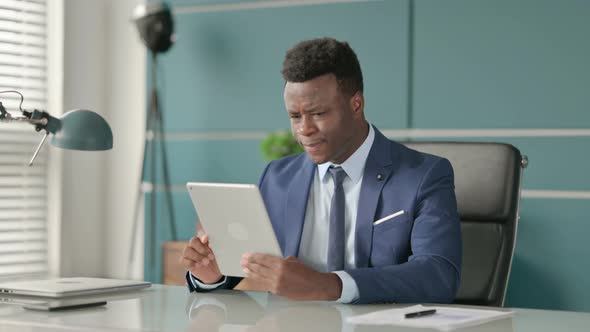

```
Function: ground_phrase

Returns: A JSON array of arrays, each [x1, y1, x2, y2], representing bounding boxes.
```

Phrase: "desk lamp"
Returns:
[[0, 90, 113, 165]]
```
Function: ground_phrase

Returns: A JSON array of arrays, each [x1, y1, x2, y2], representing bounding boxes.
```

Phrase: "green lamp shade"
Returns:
[[50, 109, 113, 150]]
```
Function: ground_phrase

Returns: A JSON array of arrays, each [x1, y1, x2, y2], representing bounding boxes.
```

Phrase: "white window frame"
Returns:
[[46, 0, 64, 278]]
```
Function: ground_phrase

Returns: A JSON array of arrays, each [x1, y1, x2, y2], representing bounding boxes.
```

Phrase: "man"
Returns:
[[181, 37, 462, 304]]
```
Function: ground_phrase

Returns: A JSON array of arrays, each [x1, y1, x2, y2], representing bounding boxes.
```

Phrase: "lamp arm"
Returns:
[[0, 111, 52, 166], [0, 92, 59, 133], [0, 107, 54, 130], [0, 99, 57, 166]]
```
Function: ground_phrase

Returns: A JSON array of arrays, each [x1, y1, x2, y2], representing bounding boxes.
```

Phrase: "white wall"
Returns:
[[60, 0, 107, 277], [60, 0, 145, 279], [103, 0, 146, 280]]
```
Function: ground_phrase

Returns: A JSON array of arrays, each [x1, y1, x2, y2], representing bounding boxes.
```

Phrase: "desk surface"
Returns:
[[0, 284, 588, 332]]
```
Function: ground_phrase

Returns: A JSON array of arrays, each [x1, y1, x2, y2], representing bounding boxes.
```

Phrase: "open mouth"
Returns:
[[303, 141, 323, 152]]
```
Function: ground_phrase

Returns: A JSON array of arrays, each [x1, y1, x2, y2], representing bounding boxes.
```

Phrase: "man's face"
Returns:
[[284, 74, 362, 164]]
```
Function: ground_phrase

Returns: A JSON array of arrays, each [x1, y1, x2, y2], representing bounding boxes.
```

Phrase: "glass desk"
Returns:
[[0, 284, 587, 331]]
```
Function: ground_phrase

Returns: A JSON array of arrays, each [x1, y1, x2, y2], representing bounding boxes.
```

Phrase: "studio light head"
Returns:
[[132, 2, 174, 53]]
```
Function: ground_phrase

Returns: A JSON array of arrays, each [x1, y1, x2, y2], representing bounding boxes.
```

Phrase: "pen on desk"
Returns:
[[404, 309, 436, 319]]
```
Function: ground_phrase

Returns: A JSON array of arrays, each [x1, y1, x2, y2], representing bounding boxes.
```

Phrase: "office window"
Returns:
[[0, 0, 49, 278]]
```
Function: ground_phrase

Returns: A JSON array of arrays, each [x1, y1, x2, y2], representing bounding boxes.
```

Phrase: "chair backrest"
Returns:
[[401, 142, 525, 307]]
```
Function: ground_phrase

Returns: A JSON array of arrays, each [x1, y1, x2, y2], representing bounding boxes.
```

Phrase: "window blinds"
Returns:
[[0, 0, 48, 278]]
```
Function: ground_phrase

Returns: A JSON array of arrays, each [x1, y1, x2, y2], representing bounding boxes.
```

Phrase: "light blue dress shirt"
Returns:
[[193, 124, 375, 303], [298, 124, 374, 303]]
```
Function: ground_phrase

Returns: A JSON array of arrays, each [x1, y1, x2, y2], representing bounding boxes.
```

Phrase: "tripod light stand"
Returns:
[[129, 2, 177, 279]]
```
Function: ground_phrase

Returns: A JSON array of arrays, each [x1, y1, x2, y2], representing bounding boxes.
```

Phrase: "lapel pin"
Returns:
[[377, 174, 383, 181]]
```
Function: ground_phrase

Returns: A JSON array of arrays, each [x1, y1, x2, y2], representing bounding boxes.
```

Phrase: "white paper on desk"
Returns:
[[346, 304, 513, 331]]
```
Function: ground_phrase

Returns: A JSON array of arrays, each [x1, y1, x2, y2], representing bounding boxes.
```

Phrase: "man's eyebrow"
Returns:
[[302, 106, 325, 113], [287, 106, 321, 113]]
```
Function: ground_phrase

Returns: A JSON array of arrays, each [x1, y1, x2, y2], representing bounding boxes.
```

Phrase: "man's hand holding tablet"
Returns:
[[180, 225, 223, 284], [239, 253, 342, 300]]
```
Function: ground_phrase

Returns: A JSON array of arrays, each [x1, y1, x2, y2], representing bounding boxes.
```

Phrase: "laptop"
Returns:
[[0, 277, 151, 298], [187, 182, 282, 277]]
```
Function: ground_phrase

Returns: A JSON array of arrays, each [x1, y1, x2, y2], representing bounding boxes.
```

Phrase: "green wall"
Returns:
[[144, 0, 590, 312]]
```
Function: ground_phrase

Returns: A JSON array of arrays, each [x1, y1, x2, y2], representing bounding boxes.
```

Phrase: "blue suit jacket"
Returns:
[[257, 126, 462, 304]]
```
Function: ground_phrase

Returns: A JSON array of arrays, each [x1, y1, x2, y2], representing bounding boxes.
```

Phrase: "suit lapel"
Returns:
[[283, 157, 315, 257], [354, 127, 396, 267]]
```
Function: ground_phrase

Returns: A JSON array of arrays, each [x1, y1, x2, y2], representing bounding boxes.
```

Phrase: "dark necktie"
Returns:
[[327, 166, 347, 271]]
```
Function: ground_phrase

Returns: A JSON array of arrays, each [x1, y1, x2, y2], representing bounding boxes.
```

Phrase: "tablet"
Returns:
[[186, 182, 283, 277]]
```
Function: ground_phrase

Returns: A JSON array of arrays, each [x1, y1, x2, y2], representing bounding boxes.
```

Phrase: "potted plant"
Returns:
[[260, 131, 303, 161]]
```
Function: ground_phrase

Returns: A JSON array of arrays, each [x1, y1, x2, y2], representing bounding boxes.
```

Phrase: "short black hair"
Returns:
[[281, 37, 363, 96]]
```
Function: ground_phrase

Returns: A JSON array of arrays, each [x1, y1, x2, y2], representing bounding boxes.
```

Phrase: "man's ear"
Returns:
[[350, 91, 364, 116]]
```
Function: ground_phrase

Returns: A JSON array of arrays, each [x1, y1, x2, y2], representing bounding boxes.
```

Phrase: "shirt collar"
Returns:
[[318, 123, 375, 184]]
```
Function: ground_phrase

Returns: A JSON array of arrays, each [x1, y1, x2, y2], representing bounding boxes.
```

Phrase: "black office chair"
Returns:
[[402, 142, 527, 307]]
